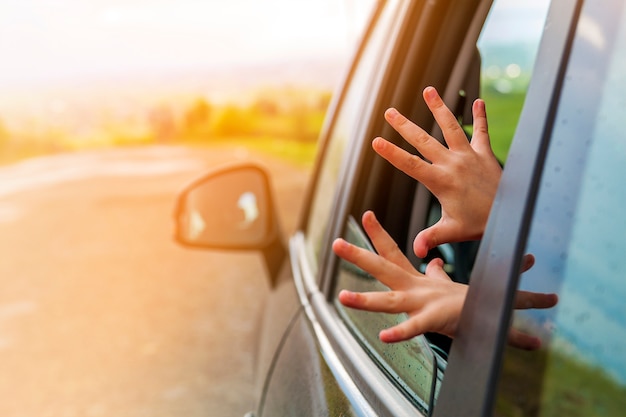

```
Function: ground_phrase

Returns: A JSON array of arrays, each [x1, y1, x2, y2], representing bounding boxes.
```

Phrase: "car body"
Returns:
[[174, 0, 626, 415]]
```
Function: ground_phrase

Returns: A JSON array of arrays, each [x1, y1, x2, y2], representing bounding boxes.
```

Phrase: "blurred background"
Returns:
[[0, 1, 374, 416], [0, 0, 373, 164]]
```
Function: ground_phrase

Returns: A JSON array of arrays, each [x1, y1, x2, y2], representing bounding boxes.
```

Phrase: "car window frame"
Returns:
[[320, 0, 493, 297], [300, 0, 399, 284], [432, 0, 586, 416], [324, 0, 500, 399], [294, 0, 502, 415], [297, 0, 382, 238], [287, 1, 428, 415]]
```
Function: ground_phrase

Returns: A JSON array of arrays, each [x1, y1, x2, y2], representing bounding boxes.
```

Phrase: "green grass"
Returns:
[[481, 89, 527, 163], [233, 137, 318, 168], [495, 345, 626, 417], [187, 135, 318, 168]]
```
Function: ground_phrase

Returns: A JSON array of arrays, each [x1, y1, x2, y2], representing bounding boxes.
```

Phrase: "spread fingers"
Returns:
[[361, 211, 418, 274], [332, 238, 418, 289], [383, 107, 446, 163]]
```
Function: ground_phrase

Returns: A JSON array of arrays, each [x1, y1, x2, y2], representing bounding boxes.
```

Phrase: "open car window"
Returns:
[[416, 0, 551, 279], [477, 0, 551, 162], [329, 1, 555, 413]]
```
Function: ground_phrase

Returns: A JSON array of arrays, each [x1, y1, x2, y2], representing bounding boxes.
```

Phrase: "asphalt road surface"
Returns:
[[0, 145, 311, 417]]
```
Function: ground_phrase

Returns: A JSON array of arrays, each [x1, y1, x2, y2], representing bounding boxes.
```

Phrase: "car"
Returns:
[[173, 0, 626, 415]]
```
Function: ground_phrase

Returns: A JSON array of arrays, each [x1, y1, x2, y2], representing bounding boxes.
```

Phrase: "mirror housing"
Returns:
[[173, 163, 286, 285]]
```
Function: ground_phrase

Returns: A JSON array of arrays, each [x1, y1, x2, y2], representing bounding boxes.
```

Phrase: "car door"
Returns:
[[259, 0, 487, 414], [263, 0, 497, 416], [259, 0, 562, 415]]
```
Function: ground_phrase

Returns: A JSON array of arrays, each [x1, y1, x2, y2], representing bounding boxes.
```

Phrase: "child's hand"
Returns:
[[373, 86, 502, 258], [333, 211, 557, 350]]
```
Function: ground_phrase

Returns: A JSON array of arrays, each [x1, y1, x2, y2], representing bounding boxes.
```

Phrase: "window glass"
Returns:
[[304, 1, 393, 274], [335, 217, 442, 414], [497, 2, 626, 415], [477, 0, 550, 162], [331, 0, 553, 412]]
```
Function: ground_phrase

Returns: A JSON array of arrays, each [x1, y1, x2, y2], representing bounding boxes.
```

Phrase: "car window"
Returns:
[[477, 0, 550, 162], [419, 0, 551, 284], [327, 0, 554, 413], [496, 2, 626, 415], [334, 216, 441, 414], [303, 0, 392, 276]]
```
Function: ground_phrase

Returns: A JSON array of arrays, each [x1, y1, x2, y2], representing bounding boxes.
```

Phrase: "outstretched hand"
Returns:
[[373, 86, 502, 258], [333, 211, 558, 350]]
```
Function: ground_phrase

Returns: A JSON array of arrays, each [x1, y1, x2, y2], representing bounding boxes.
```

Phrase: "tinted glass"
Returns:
[[335, 217, 440, 415], [496, 1, 626, 415]]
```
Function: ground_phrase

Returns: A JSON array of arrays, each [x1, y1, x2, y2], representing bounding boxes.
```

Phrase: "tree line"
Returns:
[[0, 87, 333, 165]]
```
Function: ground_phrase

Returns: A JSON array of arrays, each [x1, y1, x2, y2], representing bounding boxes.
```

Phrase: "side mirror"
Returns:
[[173, 163, 286, 284]]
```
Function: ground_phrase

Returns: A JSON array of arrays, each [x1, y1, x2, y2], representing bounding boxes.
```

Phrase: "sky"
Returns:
[[0, 0, 374, 90], [0, 0, 557, 130], [480, 0, 550, 45], [0, 0, 558, 95]]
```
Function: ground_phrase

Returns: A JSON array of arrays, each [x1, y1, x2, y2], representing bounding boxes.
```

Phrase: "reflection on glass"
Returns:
[[304, 1, 393, 273], [496, 2, 626, 416], [180, 168, 270, 247]]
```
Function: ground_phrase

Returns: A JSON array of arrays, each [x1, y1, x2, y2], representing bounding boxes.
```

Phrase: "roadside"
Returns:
[[0, 145, 311, 416]]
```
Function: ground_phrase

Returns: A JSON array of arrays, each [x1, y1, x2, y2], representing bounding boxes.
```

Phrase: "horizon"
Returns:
[[0, 1, 374, 132], [0, 1, 372, 89]]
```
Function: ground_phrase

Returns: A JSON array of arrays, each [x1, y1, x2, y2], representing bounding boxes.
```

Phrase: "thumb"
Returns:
[[413, 228, 436, 258], [413, 222, 458, 258]]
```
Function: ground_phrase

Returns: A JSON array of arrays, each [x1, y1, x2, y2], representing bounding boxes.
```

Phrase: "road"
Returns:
[[0, 145, 311, 417]]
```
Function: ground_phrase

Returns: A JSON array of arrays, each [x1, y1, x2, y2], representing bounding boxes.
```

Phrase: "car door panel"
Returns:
[[251, 261, 301, 405], [258, 310, 357, 417]]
